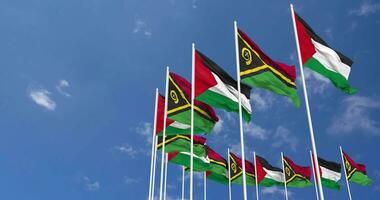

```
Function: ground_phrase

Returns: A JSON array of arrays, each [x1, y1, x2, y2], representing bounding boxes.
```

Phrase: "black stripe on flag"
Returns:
[[196, 50, 252, 99], [295, 13, 353, 67], [257, 156, 282, 172], [318, 157, 341, 173]]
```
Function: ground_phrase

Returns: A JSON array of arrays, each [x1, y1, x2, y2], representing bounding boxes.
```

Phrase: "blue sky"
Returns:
[[0, 0, 380, 199]]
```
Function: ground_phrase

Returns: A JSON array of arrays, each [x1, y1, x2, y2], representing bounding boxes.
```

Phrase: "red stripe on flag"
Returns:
[[194, 51, 218, 97], [294, 12, 316, 64], [156, 95, 174, 135], [343, 151, 367, 174], [255, 156, 267, 184]]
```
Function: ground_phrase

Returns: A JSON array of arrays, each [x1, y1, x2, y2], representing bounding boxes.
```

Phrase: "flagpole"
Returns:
[[159, 67, 170, 200], [281, 152, 288, 200], [233, 20, 248, 200], [228, 148, 232, 200], [204, 172, 207, 200], [190, 43, 195, 200], [253, 152, 259, 200], [148, 89, 159, 200], [182, 166, 185, 200], [310, 150, 320, 200], [340, 146, 353, 200], [290, 4, 325, 200], [163, 153, 168, 200], [151, 135, 158, 200]]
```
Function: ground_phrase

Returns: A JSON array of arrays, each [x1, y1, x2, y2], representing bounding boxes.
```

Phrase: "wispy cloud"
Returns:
[[213, 119, 223, 134], [133, 19, 152, 37], [114, 143, 138, 158], [303, 68, 331, 94], [191, 0, 198, 9], [262, 187, 293, 198], [350, 1, 380, 16], [56, 79, 71, 97], [136, 122, 153, 143], [83, 176, 100, 191], [324, 28, 333, 39], [272, 126, 299, 152], [29, 88, 56, 111], [328, 96, 380, 135], [124, 176, 141, 184], [244, 123, 270, 140], [251, 90, 276, 111]]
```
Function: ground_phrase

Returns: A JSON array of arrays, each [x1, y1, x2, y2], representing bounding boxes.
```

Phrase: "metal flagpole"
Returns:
[[281, 152, 288, 200], [148, 89, 159, 200], [159, 67, 170, 200], [253, 152, 259, 200], [163, 154, 168, 200], [204, 172, 207, 200], [233, 20, 248, 200], [190, 43, 195, 200], [151, 135, 158, 200], [310, 150, 320, 200], [228, 148, 232, 200], [182, 166, 185, 200], [340, 146, 353, 200], [290, 4, 325, 200]]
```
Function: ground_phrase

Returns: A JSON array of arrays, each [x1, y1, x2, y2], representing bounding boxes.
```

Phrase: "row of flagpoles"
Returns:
[[146, 4, 369, 200]]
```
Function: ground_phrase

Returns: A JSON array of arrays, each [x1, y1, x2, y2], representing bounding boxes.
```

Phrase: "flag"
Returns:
[[237, 28, 300, 107], [206, 171, 229, 185], [167, 72, 219, 134], [293, 12, 356, 94], [283, 156, 312, 188], [156, 94, 203, 135], [342, 151, 373, 186], [168, 151, 210, 172], [316, 157, 341, 190], [229, 152, 256, 185], [255, 155, 284, 187], [156, 135, 206, 157], [194, 49, 252, 122]]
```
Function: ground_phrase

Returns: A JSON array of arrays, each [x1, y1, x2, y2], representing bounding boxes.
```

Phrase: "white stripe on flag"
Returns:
[[170, 121, 191, 129], [320, 166, 341, 182], [264, 168, 284, 183]]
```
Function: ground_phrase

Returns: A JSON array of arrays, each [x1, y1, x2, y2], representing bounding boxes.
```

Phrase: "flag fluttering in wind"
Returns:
[[194, 49, 252, 122], [283, 156, 312, 188], [167, 72, 219, 134], [237, 28, 300, 107], [156, 135, 207, 157], [156, 95, 203, 135], [184, 146, 228, 176], [293, 12, 356, 94], [229, 152, 256, 185], [316, 157, 342, 190], [255, 155, 284, 187], [206, 171, 229, 184], [342, 151, 373, 186]]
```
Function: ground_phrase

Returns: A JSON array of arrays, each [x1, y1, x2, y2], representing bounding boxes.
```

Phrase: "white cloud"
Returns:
[[272, 126, 299, 152], [29, 88, 56, 111], [324, 28, 333, 39], [191, 0, 197, 9], [251, 90, 275, 111], [262, 187, 293, 197], [133, 19, 152, 37], [303, 68, 331, 94], [213, 119, 223, 134], [328, 96, 380, 135], [136, 122, 153, 143], [115, 144, 138, 158], [350, 1, 380, 16], [83, 176, 100, 191], [124, 177, 141, 184], [56, 79, 71, 97], [244, 123, 269, 140]]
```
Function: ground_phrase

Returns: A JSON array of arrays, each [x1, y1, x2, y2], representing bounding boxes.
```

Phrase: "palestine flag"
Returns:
[[237, 28, 300, 107], [315, 157, 341, 190], [255, 155, 284, 187], [168, 151, 210, 172], [342, 151, 373, 186], [184, 146, 228, 176], [156, 135, 207, 157], [283, 156, 312, 188], [156, 94, 203, 135], [229, 152, 256, 185], [294, 12, 356, 94], [195, 49, 252, 122], [167, 72, 219, 134]]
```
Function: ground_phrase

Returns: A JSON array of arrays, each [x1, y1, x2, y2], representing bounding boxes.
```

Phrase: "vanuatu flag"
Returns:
[[283, 156, 312, 188], [229, 152, 256, 185], [315, 157, 342, 190], [168, 151, 210, 171], [195, 49, 252, 122], [156, 135, 207, 157], [167, 72, 219, 134], [184, 146, 228, 176], [293, 12, 356, 94], [237, 28, 300, 107], [342, 151, 373, 186], [255, 155, 284, 187]]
